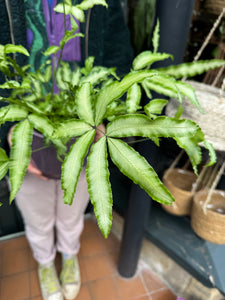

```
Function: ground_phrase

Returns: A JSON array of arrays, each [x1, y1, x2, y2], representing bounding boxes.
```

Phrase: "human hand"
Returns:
[[94, 123, 106, 142], [27, 159, 49, 180]]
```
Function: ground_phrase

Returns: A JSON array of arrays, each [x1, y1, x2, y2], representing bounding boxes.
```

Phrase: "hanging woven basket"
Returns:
[[203, 0, 225, 16], [166, 80, 225, 151], [191, 189, 225, 244], [161, 168, 197, 216]]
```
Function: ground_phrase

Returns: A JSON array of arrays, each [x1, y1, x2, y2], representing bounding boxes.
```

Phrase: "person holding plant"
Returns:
[[3, 0, 133, 300]]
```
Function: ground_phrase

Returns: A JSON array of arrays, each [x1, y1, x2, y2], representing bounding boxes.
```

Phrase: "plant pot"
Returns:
[[31, 131, 76, 179], [191, 189, 225, 244], [161, 168, 197, 216], [165, 80, 225, 151]]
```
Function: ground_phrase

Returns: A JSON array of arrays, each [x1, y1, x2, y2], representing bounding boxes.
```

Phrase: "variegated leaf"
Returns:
[[61, 129, 95, 205], [174, 129, 205, 174], [126, 83, 142, 113], [203, 141, 217, 167], [108, 138, 174, 205], [106, 115, 199, 139], [0, 105, 28, 124], [77, 0, 108, 10], [4, 44, 29, 56], [145, 75, 204, 113], [28, 114, 54, 137], [53, 120, 92, 139], [71, 6, 85, 22], [75, 82, 94, 125], [86, 136, 112, 238], [0, 148, 9, 180], [9, 120, 33, 203], [152, 18, 160, 53], [144, 99, 168, 118], [132, 51, 172, 70], [94, 70, 156, 125], [158, 60, 225, 78]]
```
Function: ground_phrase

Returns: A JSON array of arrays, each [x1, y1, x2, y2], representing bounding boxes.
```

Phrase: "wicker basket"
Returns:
[[191, 189, 225, 244], [166, 80, 225, 151], [203, 0, 225, 15], [161, 168, 197, 216]]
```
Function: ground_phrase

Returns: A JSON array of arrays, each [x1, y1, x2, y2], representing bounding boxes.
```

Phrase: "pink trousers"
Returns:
[[15, 168, 89, 265]]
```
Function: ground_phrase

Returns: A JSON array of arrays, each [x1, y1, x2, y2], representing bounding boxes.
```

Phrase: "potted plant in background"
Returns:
[[0, 0, 224, 238]]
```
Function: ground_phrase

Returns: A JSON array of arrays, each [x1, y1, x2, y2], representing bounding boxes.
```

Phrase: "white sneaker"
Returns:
[[38, 263, 63, 300], [60, 255, 81, 300]]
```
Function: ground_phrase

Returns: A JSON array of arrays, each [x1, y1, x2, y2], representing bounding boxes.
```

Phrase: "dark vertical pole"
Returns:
[[155, 0, 196, 67], [118, 0, 195, 278], [117, 141, 153, 278]]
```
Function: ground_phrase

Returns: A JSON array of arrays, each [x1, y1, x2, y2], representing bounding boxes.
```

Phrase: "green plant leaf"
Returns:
[[106, 115, 199, 139], [61, 129, 95, 205], [132, 51, 172, 70], [71, 6, 85, 22], [144, 99, 168, 118], [60, 32, 84, 48], [86, 136, 112, 238], [203, 141, 217, 167], [75, 82, 94, 125], [0, 148, 9, 180], [126, 83, 142, 113], [158, 60, 225, 78], [54, 3, 71, 14], [81, 66, 118, 86], [152, 18, 160, 53], [0, 80, 20, 89], [174, 129, 205, 174], [53, 120, 92, 139], [4, 44, 29, 56], [81, 56, 95, 75], [28, 114, 54, 137], [9, 120, 33, 203], [108, 138, 174, 205], [144, 75, 204, 113], [43, 45, 60, 56], [94, 70, 156, 125], [174, 104, 183, 119], [0, 105, 28, 124], [56, 62, 71, 89], [77, 0, 108, 10]]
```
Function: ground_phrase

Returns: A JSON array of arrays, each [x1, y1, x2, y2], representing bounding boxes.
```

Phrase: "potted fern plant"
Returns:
[[0, 0, 224, 238]]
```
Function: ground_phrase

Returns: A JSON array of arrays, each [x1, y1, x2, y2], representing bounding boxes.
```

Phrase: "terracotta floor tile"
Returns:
[[0, 272, 30, 300], [150, 288, 177, 300], [82, 218, 101, 237], [141, 268, 167, 293], [28, 249, 38, 271], [76, 284, 92, 300], [89, 277, 120, 300], [99, 232, 120, 253], [131, 296, 150, 300], [0, 235, 29, 252], [80, 234, 106, 257], [79, 259, 88, 284], [106, 250, 120, 274], [31, 297, 43, 300], [84, 254, 114, 281], [2, 247, 29, 276], [30, 270, 41, 298], [115, 274, 147, 300]]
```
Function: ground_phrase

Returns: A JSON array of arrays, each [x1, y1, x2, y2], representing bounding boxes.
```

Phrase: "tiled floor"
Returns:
[[0, 216, 177, 300]]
